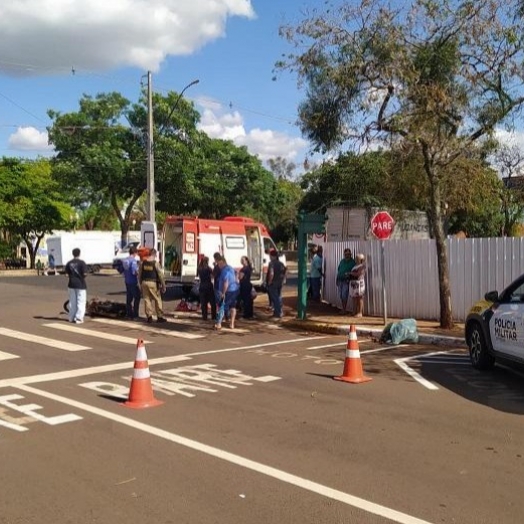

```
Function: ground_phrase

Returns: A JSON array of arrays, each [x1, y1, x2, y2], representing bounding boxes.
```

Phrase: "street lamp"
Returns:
[[146, 75, 200, 223]]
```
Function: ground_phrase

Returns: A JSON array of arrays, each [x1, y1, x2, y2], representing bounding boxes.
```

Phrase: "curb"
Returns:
[[283, 319, 466, 348]]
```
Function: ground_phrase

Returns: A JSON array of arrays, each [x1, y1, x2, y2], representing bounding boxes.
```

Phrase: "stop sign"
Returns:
[[370, 211, 395, 240]]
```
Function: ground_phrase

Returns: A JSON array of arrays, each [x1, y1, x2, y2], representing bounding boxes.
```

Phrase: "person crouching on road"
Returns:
[[122, 245, 141, 320], [139, 248, 167, 323], [214, 256, 239, 330], [65, 248, 88, 324]]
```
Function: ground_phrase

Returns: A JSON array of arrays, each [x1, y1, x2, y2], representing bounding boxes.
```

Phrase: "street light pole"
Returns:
[[146, 71, 155, 222], [145, 75, 199, 224], [161, 79, 199, 134]]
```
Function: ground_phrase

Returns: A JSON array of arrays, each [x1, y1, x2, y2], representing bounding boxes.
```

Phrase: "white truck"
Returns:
[[46, 232, 116, 273]]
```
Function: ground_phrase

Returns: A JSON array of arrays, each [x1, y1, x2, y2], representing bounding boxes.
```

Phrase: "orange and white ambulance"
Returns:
[[141, 216, 283, 286]]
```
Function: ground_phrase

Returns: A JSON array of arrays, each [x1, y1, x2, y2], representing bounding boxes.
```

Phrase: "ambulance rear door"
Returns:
[[141, 221, 157, 252], [181, 220, 199, 283]]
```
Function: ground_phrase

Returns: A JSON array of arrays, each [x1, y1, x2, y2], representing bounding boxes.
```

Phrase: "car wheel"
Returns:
[[467, 322, 495, 370]]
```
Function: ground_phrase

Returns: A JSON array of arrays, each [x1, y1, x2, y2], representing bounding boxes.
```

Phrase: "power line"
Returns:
[[0, 91, 48, 124]]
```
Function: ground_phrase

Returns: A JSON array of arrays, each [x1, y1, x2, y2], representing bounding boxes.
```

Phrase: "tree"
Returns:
[[48, 91, 286, 239], [267, 157, 297, 180], [299, 151, 394, 213], [441, 159, 504, 237], [278, 0, 524, 328], [48, 92, 145, 247], [492, 144, 524, 236], [0, 158, 73, 268]]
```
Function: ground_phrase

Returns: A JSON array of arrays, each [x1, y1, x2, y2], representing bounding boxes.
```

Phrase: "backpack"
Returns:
[[115, 259, 124, 274]]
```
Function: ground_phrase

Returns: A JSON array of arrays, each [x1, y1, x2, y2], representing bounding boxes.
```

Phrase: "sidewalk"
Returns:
[[258, 289, 466, 348]]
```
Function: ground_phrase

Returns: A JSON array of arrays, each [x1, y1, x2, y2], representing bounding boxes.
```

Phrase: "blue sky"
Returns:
[[2, 0, 522, 172], [0, 0, 313, 170]]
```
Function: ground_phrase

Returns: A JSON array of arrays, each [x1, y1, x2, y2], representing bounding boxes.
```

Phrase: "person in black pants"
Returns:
[[197, 256, 216, 320], [239, 256, 254, 319]]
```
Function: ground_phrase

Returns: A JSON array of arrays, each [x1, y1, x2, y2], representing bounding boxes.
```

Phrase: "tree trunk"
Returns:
[[427, 170, 454, 329]]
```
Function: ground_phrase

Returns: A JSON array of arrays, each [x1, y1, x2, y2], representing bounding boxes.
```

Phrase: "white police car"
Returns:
[[466, 273, 524, 370]]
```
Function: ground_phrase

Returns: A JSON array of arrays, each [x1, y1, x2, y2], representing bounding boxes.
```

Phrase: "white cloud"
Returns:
[[0, 0, 254, 75], [495, 128, 524, 151], [8, 127, 53, 152], [198, 104, 307, 161]]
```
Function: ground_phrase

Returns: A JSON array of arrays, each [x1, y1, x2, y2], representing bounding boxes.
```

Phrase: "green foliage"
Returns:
[[48, 92, 145, 247], [0, 157, 74, 267], [299, 151, 397, 213], [278, 0, 524, 327], [48, 89, 294, 237]]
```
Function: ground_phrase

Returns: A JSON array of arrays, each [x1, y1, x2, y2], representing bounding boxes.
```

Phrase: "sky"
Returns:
[[1, 0, 523, 173], [0, 0, 312, 170]]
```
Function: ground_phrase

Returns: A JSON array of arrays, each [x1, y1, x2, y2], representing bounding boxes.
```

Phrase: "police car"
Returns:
[[466, 273, 524, 370]]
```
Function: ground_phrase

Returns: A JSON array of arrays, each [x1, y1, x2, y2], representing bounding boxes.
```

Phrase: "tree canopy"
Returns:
[[278, 0, 524, 328], [47, 90, 293, 243], [0, 157, 73, 268]]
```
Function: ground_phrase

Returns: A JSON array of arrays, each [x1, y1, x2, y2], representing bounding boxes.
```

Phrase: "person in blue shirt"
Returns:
[[215, 256, 240, 330], [121, 245, 141, 320]]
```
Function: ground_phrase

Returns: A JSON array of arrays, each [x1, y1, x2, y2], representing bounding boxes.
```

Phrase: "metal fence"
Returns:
[[321, 237, 524, 322]]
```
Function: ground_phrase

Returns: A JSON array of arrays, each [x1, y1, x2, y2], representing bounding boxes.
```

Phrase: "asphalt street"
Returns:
[[1, 273, 524, 524]]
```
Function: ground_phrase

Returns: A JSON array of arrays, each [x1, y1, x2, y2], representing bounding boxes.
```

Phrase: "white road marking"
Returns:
[[0, 350, 19, 361], [0, 337, 328, 389], [252, 376, 280, 383], [415, 358, 469, 365], [0, 356, 192, 388], [0, 327, 90, 352], [43, 322, 152, 345], [361, 345, 408, 354], [16, 383, 434, 524], [169, 318, 251, 334], [307, 342, 346, 350], [91, 318, 204, 339], [394, 350, 451, 390]]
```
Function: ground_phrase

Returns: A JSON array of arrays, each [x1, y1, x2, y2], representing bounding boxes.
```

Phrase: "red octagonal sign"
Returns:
[[370, 211, 395, 240]]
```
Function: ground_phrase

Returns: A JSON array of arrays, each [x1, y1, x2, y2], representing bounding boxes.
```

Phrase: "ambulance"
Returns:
[[141, 216, 284, 287]]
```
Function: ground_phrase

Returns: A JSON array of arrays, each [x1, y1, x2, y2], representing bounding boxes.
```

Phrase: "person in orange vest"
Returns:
[[138, 248, 167, 323]]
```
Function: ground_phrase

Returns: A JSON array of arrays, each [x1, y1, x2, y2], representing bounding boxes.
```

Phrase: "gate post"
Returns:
[[297, 212, 326, 320]]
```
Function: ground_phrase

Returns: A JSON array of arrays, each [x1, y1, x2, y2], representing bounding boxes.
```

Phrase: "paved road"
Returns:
[[1, 274, 524, 523]]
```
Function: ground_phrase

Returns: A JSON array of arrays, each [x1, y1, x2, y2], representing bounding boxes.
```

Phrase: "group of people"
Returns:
[[196, 252, 244, 330], [119, 246, 167, 323], [65, 245, 168, 325], [65, 243, 367, 324], [64, 244, 288, 328], [335, 249, 366, 316], [196, 248, 287, 329], [310, 245, 367, 317]]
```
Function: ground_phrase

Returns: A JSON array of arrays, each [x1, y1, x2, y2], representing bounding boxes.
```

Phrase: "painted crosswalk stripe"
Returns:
[[43, 323, 152, 345], [91, 318, 204, 339], [0, 327, 90, 352], [0, 351, 20, 361], [170, 318, 250, 334]]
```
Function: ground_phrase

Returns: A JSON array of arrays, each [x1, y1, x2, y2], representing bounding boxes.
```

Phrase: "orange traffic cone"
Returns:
[[334, 325, 373, 384], [124, 339, 163, 408]]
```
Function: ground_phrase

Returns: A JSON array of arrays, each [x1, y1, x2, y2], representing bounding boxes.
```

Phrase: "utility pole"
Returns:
[[146, 71, 155, 222]]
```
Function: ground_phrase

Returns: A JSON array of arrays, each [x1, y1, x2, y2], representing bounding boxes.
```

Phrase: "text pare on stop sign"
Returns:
[[370, 211, 395, 240]]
